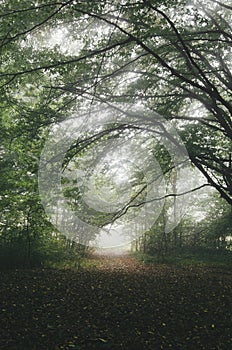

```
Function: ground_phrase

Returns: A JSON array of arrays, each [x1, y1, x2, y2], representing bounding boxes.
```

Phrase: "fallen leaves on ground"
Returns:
[[0, 255, 231, 350]]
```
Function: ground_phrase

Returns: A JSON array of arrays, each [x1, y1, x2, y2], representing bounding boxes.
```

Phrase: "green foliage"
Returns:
[[0, 0, 231, 268], [134, 191, 232, 261], [134, 246, 232, 268], [0, 229, 91, 270]]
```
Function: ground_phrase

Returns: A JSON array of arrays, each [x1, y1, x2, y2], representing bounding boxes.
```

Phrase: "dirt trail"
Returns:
[[92, 254, 144, 272], [0, 256, 231, 350]]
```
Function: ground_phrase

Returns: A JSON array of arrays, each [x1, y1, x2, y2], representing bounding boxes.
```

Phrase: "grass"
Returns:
[[132, 247, 232, 269]]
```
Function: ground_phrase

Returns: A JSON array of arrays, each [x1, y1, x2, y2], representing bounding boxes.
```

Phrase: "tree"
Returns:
[[0, 0, 231, 258]]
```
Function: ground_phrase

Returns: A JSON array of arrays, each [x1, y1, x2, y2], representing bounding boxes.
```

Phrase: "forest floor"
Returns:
[[0, 254, 231, 350]]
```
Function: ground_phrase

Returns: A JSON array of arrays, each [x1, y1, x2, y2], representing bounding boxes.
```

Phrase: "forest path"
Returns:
[[0, 256, 231, 350], [90, 253, 145, 272]]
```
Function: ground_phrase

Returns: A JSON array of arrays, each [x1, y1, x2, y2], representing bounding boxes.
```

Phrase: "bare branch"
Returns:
[[208, 0, 232, 11], [104, 183, 211, 227]]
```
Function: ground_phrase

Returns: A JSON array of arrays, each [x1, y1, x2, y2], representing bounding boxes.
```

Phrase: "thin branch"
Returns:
[[208, 0, 232, 12], [0, 37, 134, 77], [190, 156, 232, 205], [0, 1, 74, 47], [0, 2, 63, 18], [104, 183, 211, 227], [169, 115, 225, 132]]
